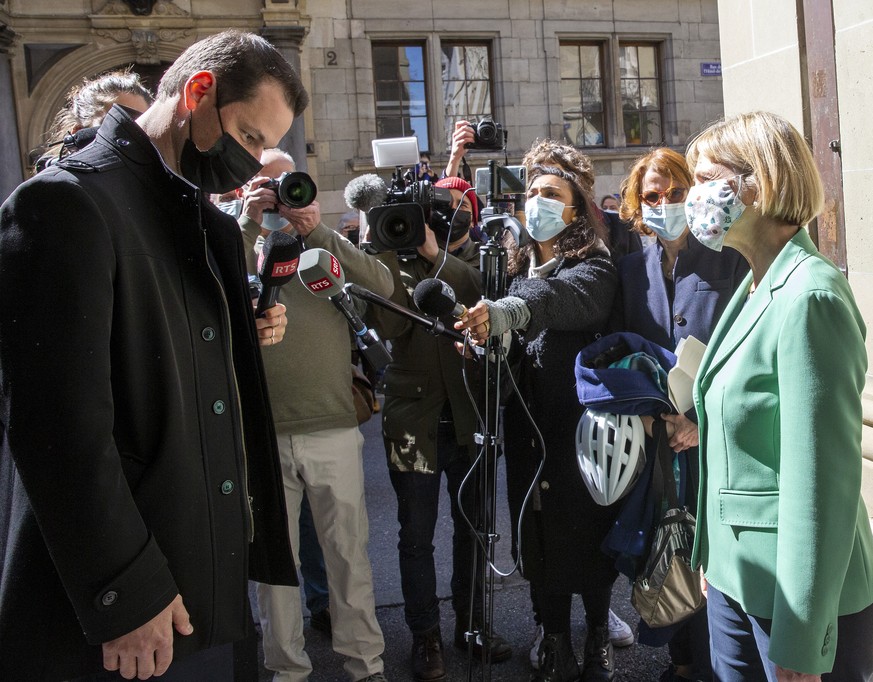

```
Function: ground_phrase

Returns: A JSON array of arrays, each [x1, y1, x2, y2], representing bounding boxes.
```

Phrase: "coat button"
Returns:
[[212, 400, 226, 414], [116, 138, 129, 147], [540, 480, 550, 490], [821, 644, 828, 656], [101, 591, 118, 606], [221, 480, 234, 494], [201, 327, 216, 341], [673, 314, 686, 325]]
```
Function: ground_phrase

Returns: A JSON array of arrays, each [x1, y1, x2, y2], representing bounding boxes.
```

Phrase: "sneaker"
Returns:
[[309, 607, 332, 638], [530, 624, 545, 670], [607, 609, 634, 648]]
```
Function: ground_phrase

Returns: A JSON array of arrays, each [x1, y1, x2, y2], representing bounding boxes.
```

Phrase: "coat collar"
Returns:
[[698, 229, 816, 386]]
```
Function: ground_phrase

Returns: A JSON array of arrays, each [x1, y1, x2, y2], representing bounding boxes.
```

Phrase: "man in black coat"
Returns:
[[0, 31, 308, 682]]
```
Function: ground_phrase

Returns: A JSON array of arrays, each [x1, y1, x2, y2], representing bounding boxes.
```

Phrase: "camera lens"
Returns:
[[276, 171, 318, 209], [476, 120, 497, 144]]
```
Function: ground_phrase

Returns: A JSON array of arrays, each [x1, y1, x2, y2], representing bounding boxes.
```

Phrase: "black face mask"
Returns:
[[431, 209, 472, 244], [179, 107, 262, 194], [344, 229, 360, 245]]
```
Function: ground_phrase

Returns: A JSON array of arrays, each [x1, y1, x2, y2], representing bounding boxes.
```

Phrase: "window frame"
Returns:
[[438, 39, 495, 150], [558, 36, 667, 150], [371, 40, 431, 153]]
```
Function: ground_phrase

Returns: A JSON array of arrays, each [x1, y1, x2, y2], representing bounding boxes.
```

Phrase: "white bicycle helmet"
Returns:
[[576, 410, 646, 506]]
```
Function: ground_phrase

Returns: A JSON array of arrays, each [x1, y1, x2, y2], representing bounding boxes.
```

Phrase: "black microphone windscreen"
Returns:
[[344, 174, 389, 212], [258, 231, 302, 285], [413, 278, 457, 317]]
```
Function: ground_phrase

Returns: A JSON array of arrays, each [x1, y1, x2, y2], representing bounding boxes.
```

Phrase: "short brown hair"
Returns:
[[157, 31, 309, 116], [686, 111, 823, 227], [619, 147, 692, 235]]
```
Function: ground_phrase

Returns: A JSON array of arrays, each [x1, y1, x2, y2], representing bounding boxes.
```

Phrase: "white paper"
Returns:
[[668, 335, 706, 413]]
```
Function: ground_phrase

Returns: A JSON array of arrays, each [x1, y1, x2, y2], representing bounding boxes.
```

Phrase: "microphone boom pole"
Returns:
[[345, 283, 465, 343]]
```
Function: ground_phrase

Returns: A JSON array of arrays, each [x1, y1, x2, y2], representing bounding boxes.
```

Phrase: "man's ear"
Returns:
[[182, 71, 216, 111]]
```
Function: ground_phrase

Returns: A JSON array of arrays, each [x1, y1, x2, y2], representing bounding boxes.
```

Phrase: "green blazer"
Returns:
[[692, 229, 873, 674]]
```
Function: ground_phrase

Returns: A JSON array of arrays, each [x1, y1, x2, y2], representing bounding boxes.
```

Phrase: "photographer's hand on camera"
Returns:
[[278, 199, 321, 237], [241, 175, 278, 225], [444, 120, 475, 179]]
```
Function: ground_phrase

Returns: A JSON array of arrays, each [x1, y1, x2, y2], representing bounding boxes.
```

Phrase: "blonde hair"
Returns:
[[686, 111, 824, 227], [619, 147, 692, 235]]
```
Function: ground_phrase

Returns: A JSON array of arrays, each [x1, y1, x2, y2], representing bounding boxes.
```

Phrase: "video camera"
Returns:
[[262, 171, 318, 212], [368, 172, 453, 252]]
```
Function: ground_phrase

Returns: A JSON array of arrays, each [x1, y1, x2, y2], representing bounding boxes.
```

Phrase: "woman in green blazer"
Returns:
[[683, 111, 873, 681]]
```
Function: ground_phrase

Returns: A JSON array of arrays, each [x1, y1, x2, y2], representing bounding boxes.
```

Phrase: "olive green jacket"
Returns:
[[369, 241, 481, 473], [692, 229, 873, 674]]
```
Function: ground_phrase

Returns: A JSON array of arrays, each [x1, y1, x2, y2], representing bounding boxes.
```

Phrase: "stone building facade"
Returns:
[[0, 0, 724, 226], [715, 0, 873, 510]]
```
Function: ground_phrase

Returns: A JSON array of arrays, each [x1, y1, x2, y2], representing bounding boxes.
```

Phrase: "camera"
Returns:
[[368, 174, 454, 252], [466, 118, 507, 151], [262, 171, 318, 212], [476, 160, 528, 247]]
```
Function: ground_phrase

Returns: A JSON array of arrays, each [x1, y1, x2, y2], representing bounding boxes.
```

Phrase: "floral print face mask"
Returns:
[[685, 176, 748, 251]]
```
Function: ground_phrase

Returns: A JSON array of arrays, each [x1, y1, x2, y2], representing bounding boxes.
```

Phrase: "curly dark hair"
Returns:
[[507, 164, 606, 276]]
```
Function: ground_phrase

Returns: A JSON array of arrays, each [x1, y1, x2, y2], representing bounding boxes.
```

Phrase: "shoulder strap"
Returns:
[[651, 420, 680, 511]]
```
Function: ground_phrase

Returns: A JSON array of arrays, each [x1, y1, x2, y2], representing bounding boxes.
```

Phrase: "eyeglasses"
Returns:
[[640, 186, 688, 207]]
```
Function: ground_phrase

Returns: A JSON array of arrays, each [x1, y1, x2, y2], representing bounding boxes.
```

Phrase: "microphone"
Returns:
[[254, 231, 303, 317], [344, 174, 389, 212], [346, 283, 465, 343], [413, 278, 468, 318], [297, 248, 393, 370]]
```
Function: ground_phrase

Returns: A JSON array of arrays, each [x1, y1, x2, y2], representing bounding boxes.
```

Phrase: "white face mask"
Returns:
[[216, 199, 242, 219], [261, 211, 290, 232], [685, 176, 748, 251], [524, 195, 572, 242], [641, 202, 688, 241]]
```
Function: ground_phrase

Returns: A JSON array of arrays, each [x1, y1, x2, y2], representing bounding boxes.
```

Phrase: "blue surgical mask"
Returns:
[[641, 202, 688, 241], [685, 176, 747, 251], [524, 196, 572, 242], [261, 212, 290, 232]]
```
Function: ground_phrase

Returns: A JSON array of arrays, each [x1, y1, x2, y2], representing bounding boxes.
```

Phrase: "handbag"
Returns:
[[631, 422, 705, 628]]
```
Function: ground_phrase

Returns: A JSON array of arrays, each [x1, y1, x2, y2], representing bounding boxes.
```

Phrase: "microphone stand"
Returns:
[[345, 283, 465, 343], [463, 184, 508, 681]]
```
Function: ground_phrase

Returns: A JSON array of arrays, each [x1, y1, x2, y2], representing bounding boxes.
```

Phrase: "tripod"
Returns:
[[460, 230, 509, 682]]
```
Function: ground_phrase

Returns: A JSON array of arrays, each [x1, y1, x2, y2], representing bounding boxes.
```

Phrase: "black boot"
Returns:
[[582, 624, 614, 682], [411, 626, 446, 682], [533, 632, 581, 682], [454, 616, 513, 663]]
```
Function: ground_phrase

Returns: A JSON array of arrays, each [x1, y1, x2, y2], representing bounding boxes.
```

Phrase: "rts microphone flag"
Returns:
[[297, 248, 393, 370], [255, 231, 303, 317]]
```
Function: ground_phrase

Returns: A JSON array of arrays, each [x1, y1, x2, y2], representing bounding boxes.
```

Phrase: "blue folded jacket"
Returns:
[[575, 332, 676, 417]]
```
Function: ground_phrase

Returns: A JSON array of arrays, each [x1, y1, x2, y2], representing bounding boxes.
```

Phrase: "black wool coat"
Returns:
[[502, 244, 621, 594], [0, 106, 295, 681]]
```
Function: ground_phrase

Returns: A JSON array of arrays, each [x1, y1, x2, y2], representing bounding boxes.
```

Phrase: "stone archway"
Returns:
[[24, 38, 187, 162]]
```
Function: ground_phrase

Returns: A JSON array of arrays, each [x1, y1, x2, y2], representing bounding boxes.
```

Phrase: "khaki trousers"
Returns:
[[256, 426, 384, 681]]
